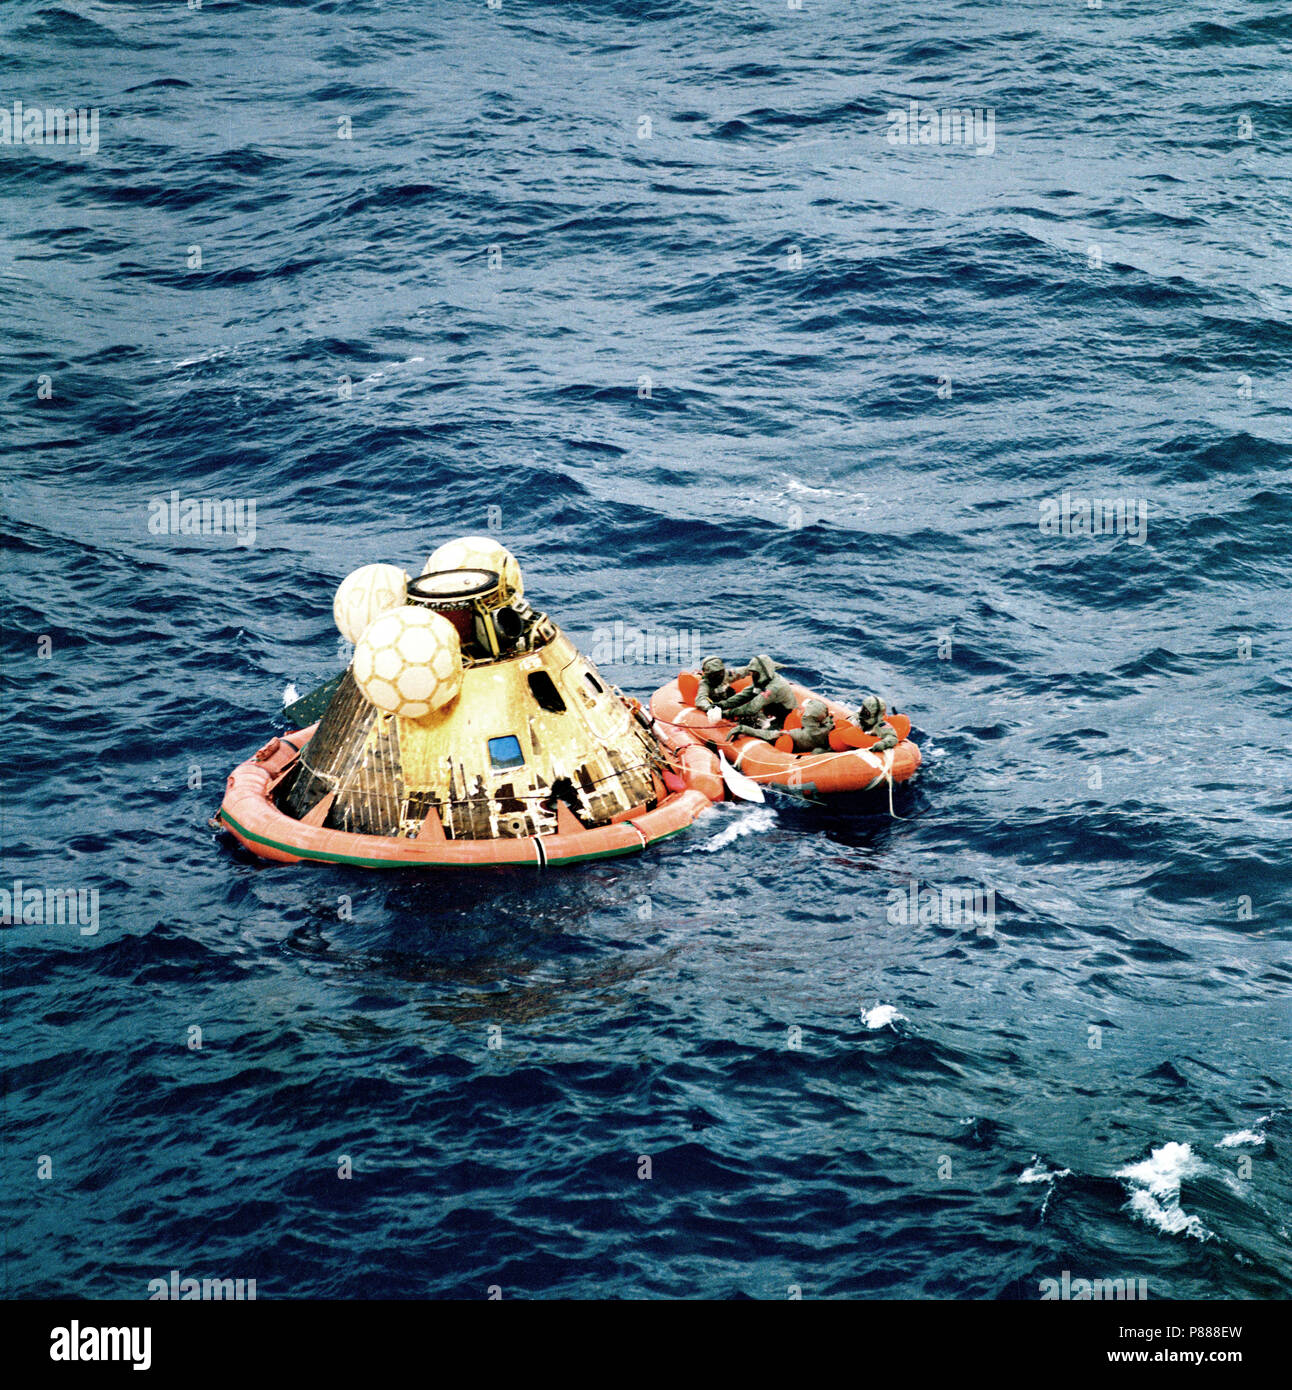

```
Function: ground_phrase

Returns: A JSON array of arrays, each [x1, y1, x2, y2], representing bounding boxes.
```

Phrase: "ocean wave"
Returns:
[[1115, 1142, 1212, 1242]]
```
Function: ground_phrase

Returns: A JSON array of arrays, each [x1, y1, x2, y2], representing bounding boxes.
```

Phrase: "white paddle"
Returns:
[[717, 749, 765, 803]]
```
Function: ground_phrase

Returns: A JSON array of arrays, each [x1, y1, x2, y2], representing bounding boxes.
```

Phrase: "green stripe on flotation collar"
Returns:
[[217, 807, 679, 870], [218, 809, 464, 868], [546, 821, 694, 864]]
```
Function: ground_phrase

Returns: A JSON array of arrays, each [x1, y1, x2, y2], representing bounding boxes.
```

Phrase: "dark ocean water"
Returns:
[[3, 0, 1290, 1300]]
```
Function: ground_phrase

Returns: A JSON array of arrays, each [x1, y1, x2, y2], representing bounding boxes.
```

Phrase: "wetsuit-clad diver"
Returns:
[[718, 654, 797, 729], [694, 655, 737, 724], [856, 694, 899, 752], [732, 698, 834, 751]]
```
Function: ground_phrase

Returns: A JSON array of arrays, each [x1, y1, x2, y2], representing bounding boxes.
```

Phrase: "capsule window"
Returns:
[[527, 671, 567, 713], [584, 671, 605, 695], [487, 735, 526, 771]]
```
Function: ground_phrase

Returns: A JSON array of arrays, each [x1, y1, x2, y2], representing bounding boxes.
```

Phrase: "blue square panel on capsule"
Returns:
[[488, 735, 526, 771]]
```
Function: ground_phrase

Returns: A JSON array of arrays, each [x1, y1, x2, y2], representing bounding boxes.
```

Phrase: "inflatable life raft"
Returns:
[[218, 538, 725, 870], [649, 674, 921, 799]]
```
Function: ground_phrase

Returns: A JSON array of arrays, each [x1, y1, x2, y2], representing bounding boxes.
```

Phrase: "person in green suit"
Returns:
[[694, 655, 737, 723], [718, 654, 797, 729], [732, 698, 833, 751], [856, 694, 898, 752]]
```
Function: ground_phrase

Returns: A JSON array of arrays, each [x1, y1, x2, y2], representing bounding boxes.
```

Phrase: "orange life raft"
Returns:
[[219, 714, 723, 869], [649, 676, 921, 798]]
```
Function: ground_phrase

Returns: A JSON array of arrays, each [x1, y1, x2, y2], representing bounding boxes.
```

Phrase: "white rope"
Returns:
[[735, 743, 905, 817], [878, 747, 904, 819], [848, 745, 902, 817]]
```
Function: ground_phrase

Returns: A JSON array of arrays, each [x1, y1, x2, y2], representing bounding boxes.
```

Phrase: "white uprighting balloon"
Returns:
[[352, 605, 462, 720], [333, 563, 409, 645], [422, 536, 523, 601]]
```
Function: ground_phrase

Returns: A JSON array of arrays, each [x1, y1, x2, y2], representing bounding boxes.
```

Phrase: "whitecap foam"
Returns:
[[1216, 1129, 1265, 1149], [1019, 1156, 1072, 1184], [1125, 1190, 1209, 1239], [174, 346, 230, 369], [860, 1003, 906, 1030], [700, 806, 776, 853], [1114, 1141, 1210, 1241], [782, 477, 837, 497], [282, 682, 299, 707]]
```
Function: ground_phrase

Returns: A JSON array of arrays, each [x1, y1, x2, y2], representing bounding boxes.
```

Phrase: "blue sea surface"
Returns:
[[3, 0, 1290, 1299]]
